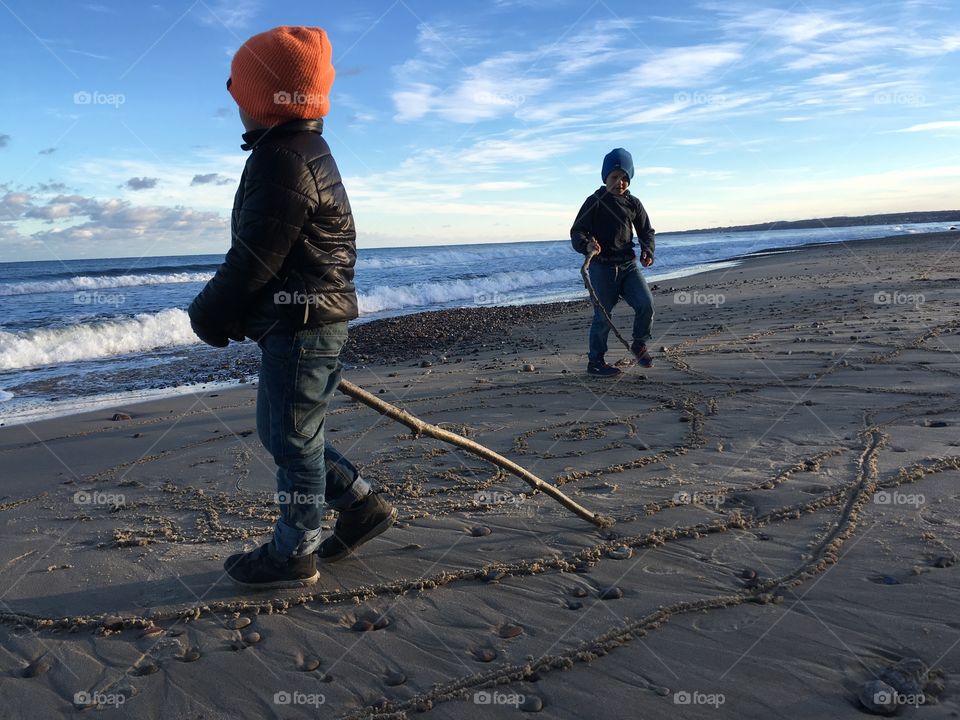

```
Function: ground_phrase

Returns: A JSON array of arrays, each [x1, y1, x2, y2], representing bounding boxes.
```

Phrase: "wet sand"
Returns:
[[0, 231, 958, 718]]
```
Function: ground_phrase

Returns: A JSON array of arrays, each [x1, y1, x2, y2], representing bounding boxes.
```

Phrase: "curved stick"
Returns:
[[580, 248, 632, 353], [338, 378, 614, 528]]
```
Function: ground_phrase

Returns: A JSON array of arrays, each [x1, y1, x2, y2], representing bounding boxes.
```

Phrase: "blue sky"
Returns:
[[1, 0, 959, 261]]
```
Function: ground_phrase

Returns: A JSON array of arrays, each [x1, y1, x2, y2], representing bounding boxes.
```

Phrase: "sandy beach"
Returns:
[[1, 231, 958, 718]]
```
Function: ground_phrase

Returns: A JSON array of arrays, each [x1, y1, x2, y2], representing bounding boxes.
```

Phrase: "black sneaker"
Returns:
[[587, 362, 622, 377], [224, 541, 319, 589], [316, 492, 397, 564], [631, 343, 655, 369]]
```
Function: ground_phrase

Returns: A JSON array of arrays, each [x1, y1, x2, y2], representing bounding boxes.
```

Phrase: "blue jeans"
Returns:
[[587, 259, 654, 365], [256, 322, 370, 557]]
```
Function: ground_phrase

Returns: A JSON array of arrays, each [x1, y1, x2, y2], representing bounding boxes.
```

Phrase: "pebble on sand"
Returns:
[[520, 695, 544, 712], [740, 568, 758, 580], [566, 599, 583, 610], [140, 626, 164, 639], [352, 620, 375, 632], [858, 679, 899, 715], [373, 617, 391, 630], [181, 649, 201, 663], [243, 631, 261, 644], [111, 412, 132, 421], [21, 657, 51, 678], [470, 526, 493, 537], [472, 648, 498, 662], [129, 662, 160, 676], [599, 586, 623, 600], [230, 616, 252, 630], [301, 657, 321, 672], [385, 671, 407, 686], [570, 586, 588, 598], [498, 623, 523, 639], [933, 554, 956, 568], [607, 546, 632, 560]]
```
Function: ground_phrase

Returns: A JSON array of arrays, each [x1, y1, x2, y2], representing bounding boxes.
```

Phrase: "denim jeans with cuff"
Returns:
[[256, 322, 370, 557], [587, 259, 655, 365]]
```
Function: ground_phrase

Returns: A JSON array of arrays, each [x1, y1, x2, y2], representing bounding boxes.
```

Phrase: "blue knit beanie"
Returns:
[[601, 148, 634, 183]]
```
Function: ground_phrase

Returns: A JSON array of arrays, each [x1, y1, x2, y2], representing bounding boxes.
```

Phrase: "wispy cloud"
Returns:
[[633, 43, 742, 87], [199, 0, 260, 30], [893, 120, 960, 132]]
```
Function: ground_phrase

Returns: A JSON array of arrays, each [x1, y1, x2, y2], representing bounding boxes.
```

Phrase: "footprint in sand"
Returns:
[[692, 607, 773, 633], [642, 564, 685, 576]]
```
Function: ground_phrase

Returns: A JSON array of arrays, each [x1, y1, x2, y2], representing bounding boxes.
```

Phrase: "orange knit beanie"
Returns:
[[228, 26, 335, 127]]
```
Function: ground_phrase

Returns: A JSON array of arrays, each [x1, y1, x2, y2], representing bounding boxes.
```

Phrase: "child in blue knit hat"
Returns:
[[570, 148, 656, 376]]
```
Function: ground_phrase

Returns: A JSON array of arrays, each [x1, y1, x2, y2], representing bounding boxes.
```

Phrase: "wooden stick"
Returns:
[[580, 248, 632, 354], [337, 378, 614, 528]]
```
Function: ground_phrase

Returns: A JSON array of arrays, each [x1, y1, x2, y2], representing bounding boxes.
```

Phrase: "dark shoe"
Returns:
[[632, 343, 655, 369], [224, 541, 319, 589], [316, 492, 397, 563], [587, 362, 622, 377]]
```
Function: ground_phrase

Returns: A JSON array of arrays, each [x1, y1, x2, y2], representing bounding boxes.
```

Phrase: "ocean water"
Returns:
[[0, 221, 955, 424]]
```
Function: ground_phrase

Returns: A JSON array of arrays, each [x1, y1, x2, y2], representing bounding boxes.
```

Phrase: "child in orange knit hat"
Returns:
[[189, 26, 396, 589]]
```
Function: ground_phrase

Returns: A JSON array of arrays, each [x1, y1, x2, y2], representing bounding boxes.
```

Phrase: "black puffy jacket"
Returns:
[[188, 119, 358, 341], [570, 187, 655, 262]]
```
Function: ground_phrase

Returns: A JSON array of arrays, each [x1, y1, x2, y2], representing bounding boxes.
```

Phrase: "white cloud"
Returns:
[[893, 120, 960, 132], [473, 181, 533, 191], [199, 0, 260, 29], [633, 43, 742, 88]]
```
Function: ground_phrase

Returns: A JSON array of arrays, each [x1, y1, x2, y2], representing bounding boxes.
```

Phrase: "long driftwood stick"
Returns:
[[338, 378, 614, 528], [580, 247, 632, 354]]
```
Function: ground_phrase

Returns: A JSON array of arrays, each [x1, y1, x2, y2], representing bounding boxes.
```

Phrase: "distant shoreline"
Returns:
[[665, 209, 960, 235]]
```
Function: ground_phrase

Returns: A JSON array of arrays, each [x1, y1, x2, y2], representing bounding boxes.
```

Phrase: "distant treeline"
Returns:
[[670, 210, 960, 235]]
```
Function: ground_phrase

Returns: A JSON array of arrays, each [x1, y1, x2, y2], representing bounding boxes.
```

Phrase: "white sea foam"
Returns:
[[0, 272, 213, 296], [0, 389, 13, 402], [0, 308, 199, 371], [357, 267, 575, 314], [356, 243, 562, 270], [0, 380, 249, 427]]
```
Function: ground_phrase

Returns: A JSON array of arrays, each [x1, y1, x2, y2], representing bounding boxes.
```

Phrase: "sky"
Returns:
[[1, 0, 959, 262]]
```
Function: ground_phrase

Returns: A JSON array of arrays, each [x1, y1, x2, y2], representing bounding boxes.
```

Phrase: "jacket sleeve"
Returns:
[[633, 199, 655, 257], [188, 148, 319, 331], [570, 194, 597, 254]]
